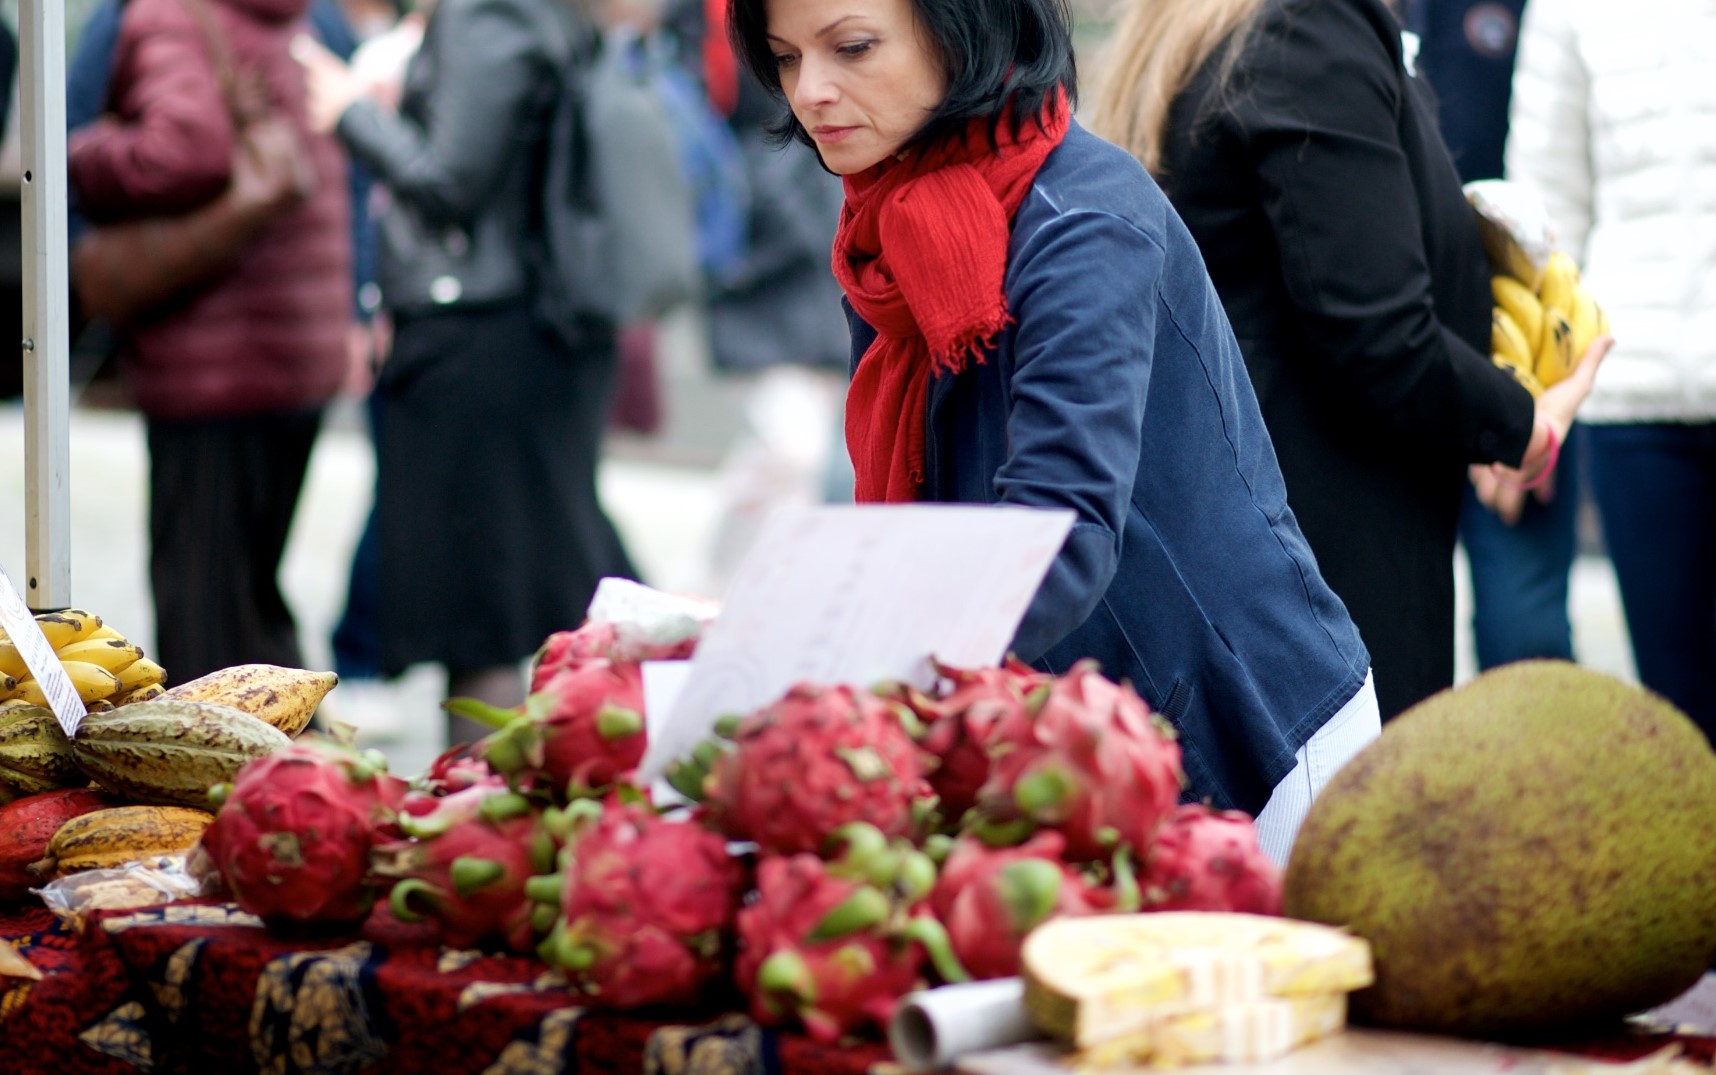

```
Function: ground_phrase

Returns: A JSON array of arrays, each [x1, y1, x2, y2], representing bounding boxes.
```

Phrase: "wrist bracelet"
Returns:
[[1510, 421, 1561, 491]]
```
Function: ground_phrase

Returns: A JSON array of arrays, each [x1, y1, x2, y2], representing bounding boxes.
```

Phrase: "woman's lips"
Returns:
[[812, 125, 858, 144]]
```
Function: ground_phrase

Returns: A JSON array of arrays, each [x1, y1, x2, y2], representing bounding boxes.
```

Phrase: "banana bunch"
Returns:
[[0, 610, 167, 713], [1490, 251, 1609, 396]]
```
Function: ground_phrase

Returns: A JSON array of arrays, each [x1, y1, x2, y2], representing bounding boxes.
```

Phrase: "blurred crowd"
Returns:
[[0, 0, 1710, 765]]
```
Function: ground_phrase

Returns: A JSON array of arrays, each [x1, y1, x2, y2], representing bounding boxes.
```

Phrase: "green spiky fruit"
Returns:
[[1283, 661, 1716, 1038]]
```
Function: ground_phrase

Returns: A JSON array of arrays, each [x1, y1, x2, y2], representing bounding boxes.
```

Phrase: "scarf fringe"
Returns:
[[929, 306, 1013, 378]]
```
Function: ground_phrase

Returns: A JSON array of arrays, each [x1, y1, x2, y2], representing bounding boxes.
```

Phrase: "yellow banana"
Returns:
[[82, 625, 125, 643], [1534, 306, 1576, 389], [115, 657, 168, 694], [1492, 275, 1545, 356], [116, 683, 166, 706], [59, 660, 124, 705], [1492, 306, 1538, 387], [54, 638, 145, 675], [1537, 251, 1579, 320], [1566, 281, 1610, 358], [33, 610, 105, 651], [8, 679, 49, 708], [0, 643, 27, 680]]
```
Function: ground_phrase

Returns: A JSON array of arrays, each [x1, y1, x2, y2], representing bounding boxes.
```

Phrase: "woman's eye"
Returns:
[[835, 39, 875, 58], [773, 52, 798, 68]]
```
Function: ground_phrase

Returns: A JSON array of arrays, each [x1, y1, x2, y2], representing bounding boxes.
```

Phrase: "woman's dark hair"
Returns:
[[727, 0, 1078, 154]]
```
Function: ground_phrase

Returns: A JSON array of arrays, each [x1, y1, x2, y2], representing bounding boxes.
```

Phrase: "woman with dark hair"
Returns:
[[728, 0, 1375, 860]]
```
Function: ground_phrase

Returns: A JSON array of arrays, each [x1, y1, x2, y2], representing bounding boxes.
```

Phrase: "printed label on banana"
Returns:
[[0, 566, 89, 737]]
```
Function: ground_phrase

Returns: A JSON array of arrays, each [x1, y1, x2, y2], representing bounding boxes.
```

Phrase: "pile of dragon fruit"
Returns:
[[193, 620, 1282, 1044]]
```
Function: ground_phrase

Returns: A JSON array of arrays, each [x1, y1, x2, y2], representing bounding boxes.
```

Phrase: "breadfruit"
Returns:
[[1283, 660, 1716, 1039]]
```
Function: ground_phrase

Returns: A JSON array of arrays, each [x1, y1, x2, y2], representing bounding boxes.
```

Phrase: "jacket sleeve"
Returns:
[[1000, 207, 1161, 662], [1232, 0, 1532, 464], [336, 0, 554, 225], [66, 0, 234, 219], [1505, 0, 1594, 260]]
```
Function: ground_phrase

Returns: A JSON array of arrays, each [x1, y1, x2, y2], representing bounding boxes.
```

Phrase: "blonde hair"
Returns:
[[1086, 0, 1269, 175]]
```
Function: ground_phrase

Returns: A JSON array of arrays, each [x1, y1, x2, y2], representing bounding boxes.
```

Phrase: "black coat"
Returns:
[[1158, 0, 1535, 719]]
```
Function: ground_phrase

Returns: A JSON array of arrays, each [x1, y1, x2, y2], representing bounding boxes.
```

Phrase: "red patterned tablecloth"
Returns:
[[2, 900, 894, 1074], [6, 898, 1716, 1074]]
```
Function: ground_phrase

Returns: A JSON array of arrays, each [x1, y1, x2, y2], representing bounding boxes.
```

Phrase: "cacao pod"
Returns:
[[72, 699, 291, 809], [0, 787, 115, 899]]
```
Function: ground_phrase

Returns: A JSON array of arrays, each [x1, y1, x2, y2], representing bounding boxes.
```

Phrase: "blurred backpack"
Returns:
[[650, 40, 751, 287], [535, 19, 701, 342]]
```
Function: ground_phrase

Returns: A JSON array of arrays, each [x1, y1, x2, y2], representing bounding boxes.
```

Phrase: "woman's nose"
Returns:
[[789, 55, 836, 110]]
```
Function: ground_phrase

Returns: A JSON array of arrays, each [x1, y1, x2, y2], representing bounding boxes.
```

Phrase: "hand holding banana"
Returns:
[[1476, 251, 1612, 524]]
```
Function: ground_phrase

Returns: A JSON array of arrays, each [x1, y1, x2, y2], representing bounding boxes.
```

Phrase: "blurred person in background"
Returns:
[[1507, 0, 1716, 738], [1407, 0, 1586, 675], [681, 0, 852, 589], [296, 0, 639, 746], [1089, 0, 1607, 721], [66, 0, 352, 683]]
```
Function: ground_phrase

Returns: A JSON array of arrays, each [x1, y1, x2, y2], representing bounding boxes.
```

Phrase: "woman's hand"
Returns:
[[292, 35, 366, 134], [1473, 333, 1612, 523]]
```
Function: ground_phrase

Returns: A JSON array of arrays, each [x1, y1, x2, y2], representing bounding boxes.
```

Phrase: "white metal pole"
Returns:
[[18, 0, 72, 611]]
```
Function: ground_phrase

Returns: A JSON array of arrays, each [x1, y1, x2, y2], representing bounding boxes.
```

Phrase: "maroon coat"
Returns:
[[69, 0, 350, 420]]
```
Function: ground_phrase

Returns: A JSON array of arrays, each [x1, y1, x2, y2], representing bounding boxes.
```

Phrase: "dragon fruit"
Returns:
[[914, 658, 1049, 823], [703, 683, 932, 855], [736, 852, 963, 1043], [535, 800, 745, 1009], [975, 661, 1184, 861], [452, 658, 647, 799], [374, 784, 558, 953], [198, 739, 409, 926], [417, 744, 497, 796], [1140, 804, 1282, 915], [531, 618, 701, 692], [928, 831, 1128, 980]]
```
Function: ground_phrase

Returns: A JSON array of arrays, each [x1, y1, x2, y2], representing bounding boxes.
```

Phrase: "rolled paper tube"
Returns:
[[889, 978, 1041, 1071]]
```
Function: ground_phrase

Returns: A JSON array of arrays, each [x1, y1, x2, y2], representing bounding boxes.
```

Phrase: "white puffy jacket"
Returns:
[[1506, 0, 1716, 423]]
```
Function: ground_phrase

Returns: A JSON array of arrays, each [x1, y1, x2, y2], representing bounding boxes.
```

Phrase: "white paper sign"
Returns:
[[636, 503, 1074, 781], [0, 563, 87, 735]]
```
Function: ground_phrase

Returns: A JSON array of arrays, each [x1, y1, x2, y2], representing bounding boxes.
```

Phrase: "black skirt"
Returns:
[[374, 301, 637, 675]]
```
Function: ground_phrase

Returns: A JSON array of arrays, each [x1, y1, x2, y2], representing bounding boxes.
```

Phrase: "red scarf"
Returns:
[[836, 93, 1071, 503]]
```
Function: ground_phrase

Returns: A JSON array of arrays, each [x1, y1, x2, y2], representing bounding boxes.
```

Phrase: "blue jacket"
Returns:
[[848, 122, 1369, 813]]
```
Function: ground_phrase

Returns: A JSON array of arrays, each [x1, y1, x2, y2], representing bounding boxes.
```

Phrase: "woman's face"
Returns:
[[764, 0, 949, 175]]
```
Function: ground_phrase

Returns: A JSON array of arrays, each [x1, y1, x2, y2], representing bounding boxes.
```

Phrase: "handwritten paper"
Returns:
[[636, 504, 1073, 781], [0, 563, 86, 735]]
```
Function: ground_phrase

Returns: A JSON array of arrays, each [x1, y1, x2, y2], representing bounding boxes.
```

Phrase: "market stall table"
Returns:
[[1, 900, 896, 1074], [7, 899, 1716, 1074]]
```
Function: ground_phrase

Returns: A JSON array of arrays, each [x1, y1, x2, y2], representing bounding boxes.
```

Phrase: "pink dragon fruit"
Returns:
[[1140, 804, 1282, 916], [975, 660, 1184, 861], [736, 852, 963, 1043], [452, 658, 647, 798], [199, 739, 409, 927], [418, 744, 497, 796], [374, 784, 559, 953], [915, 658, 1050, 822], [928, 831, 1127, 980], [535, 800, 745, 1009], [703, 683, 933, 855], [531, 619, 700, 692]]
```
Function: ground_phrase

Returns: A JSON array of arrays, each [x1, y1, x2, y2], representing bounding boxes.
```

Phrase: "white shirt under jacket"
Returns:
[[1506, 0, 1716, 423]]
